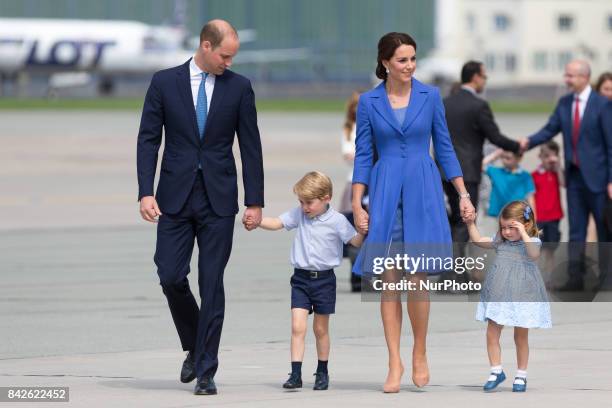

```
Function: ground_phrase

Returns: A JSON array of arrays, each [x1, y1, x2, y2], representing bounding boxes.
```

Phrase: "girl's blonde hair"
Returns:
[[498, 200, 539, 239], [293, 171, 333, 200]]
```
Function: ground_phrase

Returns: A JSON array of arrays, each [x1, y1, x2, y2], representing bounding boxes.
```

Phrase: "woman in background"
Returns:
[[595, 72, 612, 100], [339, 91, 360, 213]]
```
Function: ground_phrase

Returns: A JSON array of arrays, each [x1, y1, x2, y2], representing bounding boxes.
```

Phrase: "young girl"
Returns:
[[466, 200, 551, 392]]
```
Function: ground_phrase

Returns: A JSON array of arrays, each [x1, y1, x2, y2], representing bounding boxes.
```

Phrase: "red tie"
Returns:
[[572, 95, 581, 166]]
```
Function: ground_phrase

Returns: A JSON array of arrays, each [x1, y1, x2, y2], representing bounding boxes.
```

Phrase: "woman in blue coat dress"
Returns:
[[352, 33, 475, 392]]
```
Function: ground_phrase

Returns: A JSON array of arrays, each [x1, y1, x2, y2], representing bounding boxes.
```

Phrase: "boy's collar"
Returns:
[[313, 204, 333, 221], [502, 166, 522, 174]]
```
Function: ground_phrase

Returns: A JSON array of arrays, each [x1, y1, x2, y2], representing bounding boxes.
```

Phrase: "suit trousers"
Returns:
[[154, 171, 235, 379], [566, 165, 608, 285]]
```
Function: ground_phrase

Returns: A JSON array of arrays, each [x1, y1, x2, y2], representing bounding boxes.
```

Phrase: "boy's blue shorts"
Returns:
[[290, 268, 336, 315]]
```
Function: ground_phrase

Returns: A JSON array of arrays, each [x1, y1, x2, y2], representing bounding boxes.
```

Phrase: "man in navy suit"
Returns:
[[520, 59, 612, 290], [137, 19, 264, 395]]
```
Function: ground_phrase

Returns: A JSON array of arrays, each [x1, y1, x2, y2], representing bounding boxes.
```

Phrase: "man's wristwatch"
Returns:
[[459, 192, 471, 199]]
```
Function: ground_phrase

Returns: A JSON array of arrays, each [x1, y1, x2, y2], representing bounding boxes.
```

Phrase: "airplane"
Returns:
[[0, 17, 310, 96]]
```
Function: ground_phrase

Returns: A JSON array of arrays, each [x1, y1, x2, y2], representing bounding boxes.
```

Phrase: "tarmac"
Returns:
[[1, 110, 610, 407]]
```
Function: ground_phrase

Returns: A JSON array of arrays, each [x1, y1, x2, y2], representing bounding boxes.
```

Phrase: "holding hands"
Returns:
[[518, 137, 530, 154], [460, 195, 476, 224], [353, 206, 369, 235], [242, 206, 262, 231]]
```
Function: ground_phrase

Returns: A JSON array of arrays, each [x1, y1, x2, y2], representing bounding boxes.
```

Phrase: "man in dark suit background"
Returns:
[[520, 59, 612, 290], [440, 61, 521, 285], [443, 61, 521, 241], [137, 19, 264, 395]]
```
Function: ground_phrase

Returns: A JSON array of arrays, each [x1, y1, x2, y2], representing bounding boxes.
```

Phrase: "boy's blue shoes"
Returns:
[[483, 371, 506, 391], [512, 377, 527, 392]]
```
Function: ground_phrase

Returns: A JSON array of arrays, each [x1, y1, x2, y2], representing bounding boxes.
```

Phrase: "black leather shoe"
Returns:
[[313, 371, 329, 390], [194, 377, 217, 395], [282, 372, 302, 389], [180, 351, 196, 383]]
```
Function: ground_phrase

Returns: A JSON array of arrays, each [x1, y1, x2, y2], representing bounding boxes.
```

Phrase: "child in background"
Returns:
[[531, 140, 564, 286], [483, 149, 535, 217], [466, 200, 551, 392], [255, 171, 364, 391]]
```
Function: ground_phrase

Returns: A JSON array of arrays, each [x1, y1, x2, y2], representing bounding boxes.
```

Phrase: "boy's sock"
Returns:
[[316, 360, 328, 374], [291, 361, 302, 376], [488, 365, 503, 381], [514, 369, 527, 385]]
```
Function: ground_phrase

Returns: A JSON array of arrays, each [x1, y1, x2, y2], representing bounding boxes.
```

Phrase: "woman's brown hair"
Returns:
[[375, 32, 417, 80], [595, 72, 612, 93]]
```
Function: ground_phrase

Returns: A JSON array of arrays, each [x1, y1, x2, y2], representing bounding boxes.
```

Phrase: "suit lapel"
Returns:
[[176, 59, 200, 145], [401, 78, 428, 132], [370, 82, 403, 136], [204, 71, 227, 135]]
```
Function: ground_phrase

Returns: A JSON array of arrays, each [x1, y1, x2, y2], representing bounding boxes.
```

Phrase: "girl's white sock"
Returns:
[[488, 365, 503, 381], [514, 369, 527, 385]]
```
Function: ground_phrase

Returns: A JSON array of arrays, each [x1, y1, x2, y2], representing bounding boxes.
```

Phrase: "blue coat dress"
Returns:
[[352, 79, 463, 276]]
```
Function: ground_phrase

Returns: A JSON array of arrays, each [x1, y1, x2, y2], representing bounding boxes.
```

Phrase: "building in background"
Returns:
[[1, 0, 609, 97], [431, 0, 612, 87]]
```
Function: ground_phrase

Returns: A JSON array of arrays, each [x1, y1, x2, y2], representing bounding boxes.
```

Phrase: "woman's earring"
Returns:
[[385, 67, 390, 74]]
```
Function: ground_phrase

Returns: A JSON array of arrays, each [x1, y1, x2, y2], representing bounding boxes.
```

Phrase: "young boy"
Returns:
[[482, 148, 535, 217], [255, 171, 363, 391], [531, 141, 564, 286]]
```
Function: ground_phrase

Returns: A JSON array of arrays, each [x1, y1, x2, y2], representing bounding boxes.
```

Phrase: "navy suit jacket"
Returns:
[[137, 59, 264, 216], [528, 91, 612, 193]]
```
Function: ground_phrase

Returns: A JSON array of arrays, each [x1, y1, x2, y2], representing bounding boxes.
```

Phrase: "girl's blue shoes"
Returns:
[[483, 371, 506, 391], [512, 377, 527, 392]]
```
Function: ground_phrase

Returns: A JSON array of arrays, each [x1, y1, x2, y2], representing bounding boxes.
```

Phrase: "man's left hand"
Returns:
[[608, 182, 612, 200], [242, 206, 262, 231]]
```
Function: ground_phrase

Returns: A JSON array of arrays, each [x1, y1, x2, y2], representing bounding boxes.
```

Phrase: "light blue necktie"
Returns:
[[195, 72, 209, 140]]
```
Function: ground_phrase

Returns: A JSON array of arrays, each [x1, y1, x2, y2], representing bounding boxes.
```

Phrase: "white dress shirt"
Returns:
[[461, 84, 478, 96], [572, 85, 591, 122], [189, 57, 215, 112]]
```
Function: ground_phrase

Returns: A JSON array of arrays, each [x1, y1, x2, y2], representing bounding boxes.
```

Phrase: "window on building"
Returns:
[[608, 15, 612, 31], [485, 53, 496, 71], [534, 52, 547, 71], [467, 13, 476, 32], [558, 15, 574, 31], [505, 54, 516, 72], [494, 13, 510, 31], [558, 51, 573, 70]]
